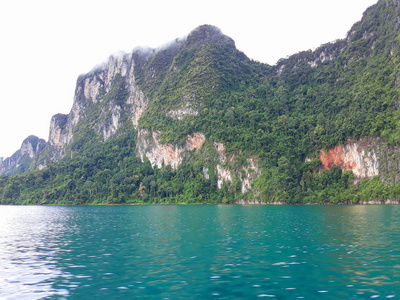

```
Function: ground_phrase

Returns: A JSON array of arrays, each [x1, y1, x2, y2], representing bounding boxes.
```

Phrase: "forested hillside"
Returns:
[[2, 0, 400, 204]]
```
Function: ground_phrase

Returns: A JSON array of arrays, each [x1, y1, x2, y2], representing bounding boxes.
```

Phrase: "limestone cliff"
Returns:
[[44, 113, 70, 164], [1, 26, 235, 175], [317, 139, 379, 184], [0, 136, 46, 176], [137, 129, 205, 170], [310, 138, 400, 186], [66, 52, 148, 143], [34, 51, 150, 169], [136, 129, 261, 193], [212, 142, 261, 193], [3, 11, 400, 204]]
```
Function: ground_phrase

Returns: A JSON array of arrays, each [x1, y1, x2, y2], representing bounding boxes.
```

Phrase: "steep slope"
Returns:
[[0, 136, 46, 176], [135, 25, 268, 190], [34, 53, 149, 169], [269, 0, 400, 188], [0, 24, 265, 204], [136, 25, 269, 142], [3, 0, 400, 204]]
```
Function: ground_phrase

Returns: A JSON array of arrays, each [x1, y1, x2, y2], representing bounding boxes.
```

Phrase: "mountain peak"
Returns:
[[185, 25, 235, 48]]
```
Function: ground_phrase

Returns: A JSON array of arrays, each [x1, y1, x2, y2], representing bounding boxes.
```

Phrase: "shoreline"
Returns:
[[235, 200, 400, 205], [2, 200, 400, 206]]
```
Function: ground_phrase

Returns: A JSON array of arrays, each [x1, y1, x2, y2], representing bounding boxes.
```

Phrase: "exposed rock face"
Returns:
[[213, 142, 261, 193], [1, 21, 390, 192], [276, 40, 346, 75], [203, 166, 210, 179], [317, 139, 379, 183], [48, 114, 69, 148], [84, 54, 132, 104], [3, 25, 261, 184], [0, 136, 46, 175], [166, 107, 199, 120], [127, 84, 148, 128], [137, 130, 261, 193], [33, 52, 150, 170], [240, 157, 260, 194], [214, 142, 233, 188], [308, 50, 337, 68], [20, 137, 45, 158], [46, 52, 149, 151], [46, 113, 70, 163], [216, 164, 233, 188], [98, 103, 121, 141], [72, 52, 148, 142], [137, 129, 205, 170]]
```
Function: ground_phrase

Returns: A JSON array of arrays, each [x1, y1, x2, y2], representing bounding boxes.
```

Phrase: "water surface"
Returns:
[[0, 205, 399, 299]]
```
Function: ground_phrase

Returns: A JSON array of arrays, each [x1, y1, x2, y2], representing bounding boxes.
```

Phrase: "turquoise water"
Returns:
[[0, 205, 399, 299]]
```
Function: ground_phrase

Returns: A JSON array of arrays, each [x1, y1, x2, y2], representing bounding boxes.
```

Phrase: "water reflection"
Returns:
[[1, 205, 400, 299], [0, 206, 74, 299], [300, 205, 400, 296], [330, 206, 400, 294]]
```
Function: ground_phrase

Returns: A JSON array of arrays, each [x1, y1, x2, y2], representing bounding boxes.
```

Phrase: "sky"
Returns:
[[0, 0, 378, 159]]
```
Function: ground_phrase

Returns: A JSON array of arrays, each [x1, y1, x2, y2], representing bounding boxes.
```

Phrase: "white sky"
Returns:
[[0, 0, 377, 158]]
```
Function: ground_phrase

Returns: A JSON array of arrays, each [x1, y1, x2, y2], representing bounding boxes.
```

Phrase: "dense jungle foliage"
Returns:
[[2, 1, 400, 204]]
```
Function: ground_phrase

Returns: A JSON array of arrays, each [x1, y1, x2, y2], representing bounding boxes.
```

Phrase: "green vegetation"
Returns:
[[2, 2, 400, 204], [0, 130, 225, 205], [1, 128, 399, 205]]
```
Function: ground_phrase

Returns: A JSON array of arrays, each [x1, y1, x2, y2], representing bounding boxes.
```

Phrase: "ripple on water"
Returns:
[[1, 205, 400, 299]]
